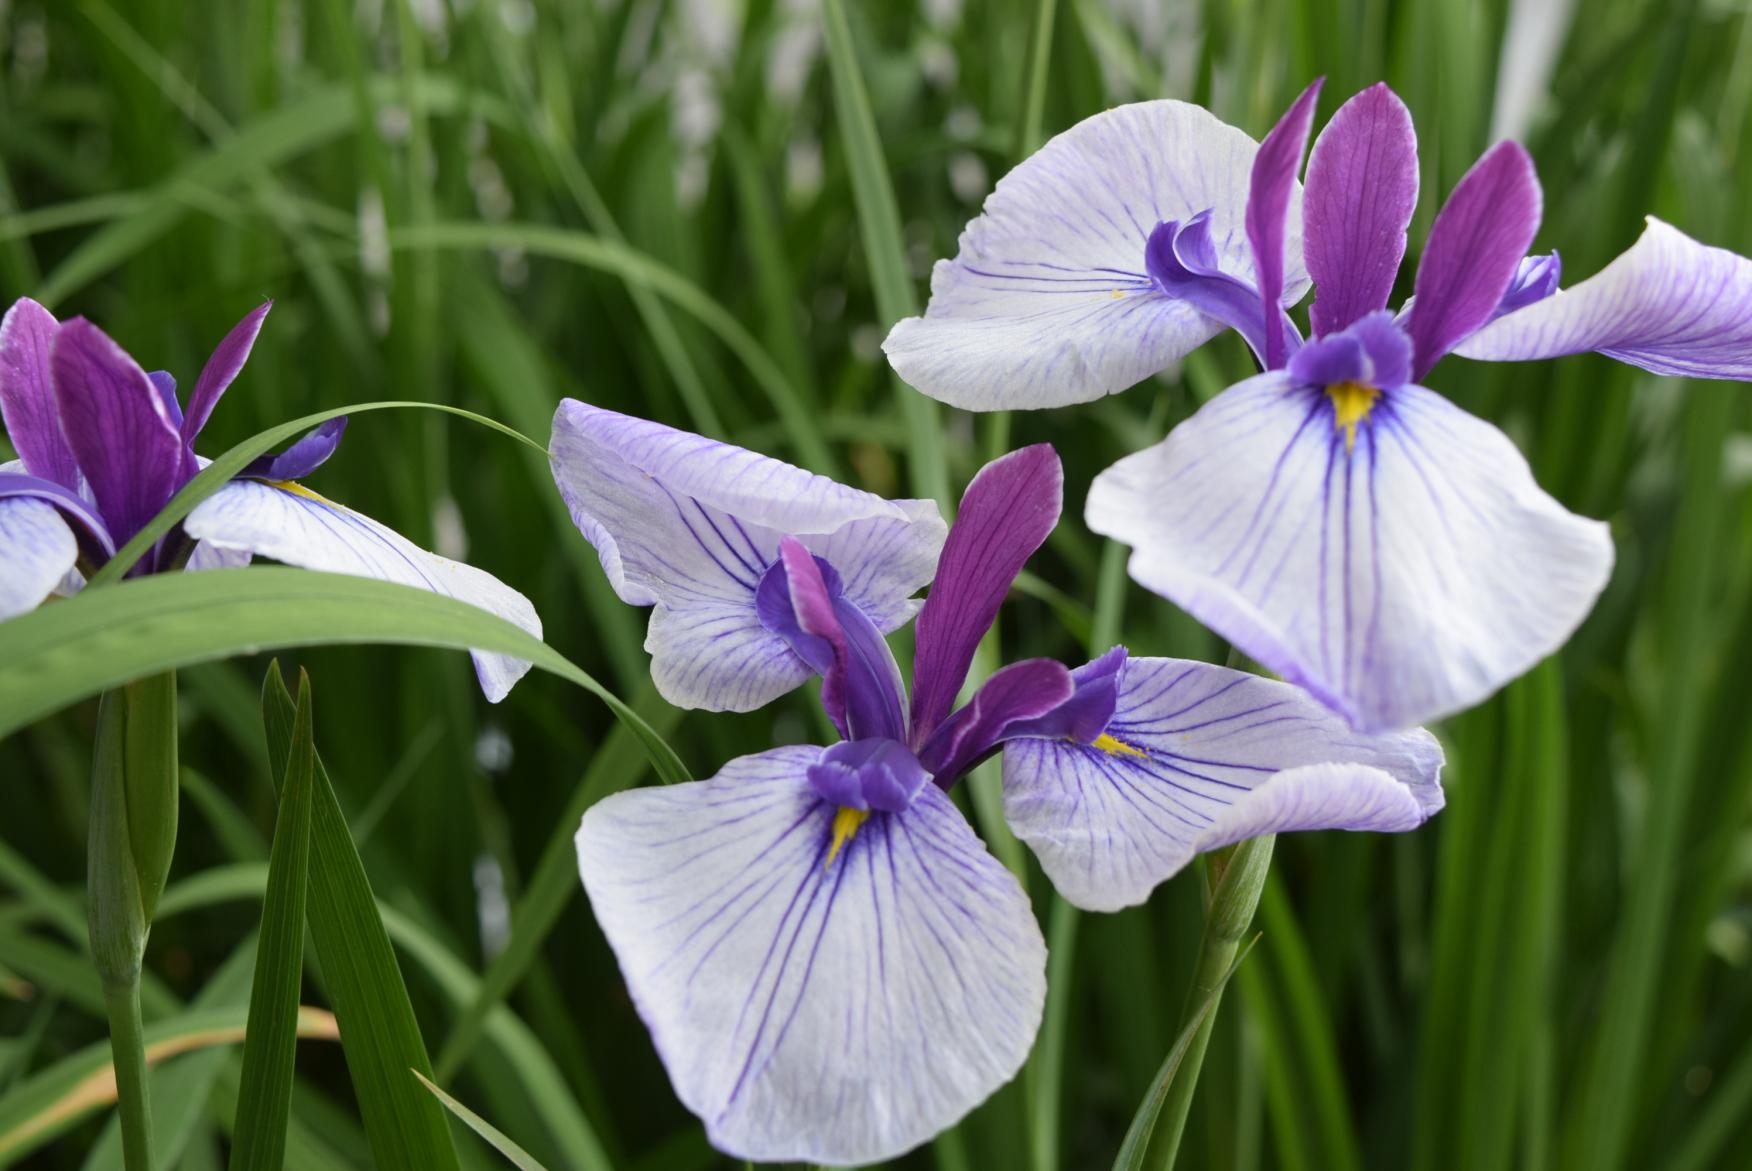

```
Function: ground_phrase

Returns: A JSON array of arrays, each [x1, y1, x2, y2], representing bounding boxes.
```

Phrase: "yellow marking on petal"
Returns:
[[1326, 381, 1381, 454], [1092, 733, 1148, 759], [1109, 289, 1125, 300], [267, 479, 337, 505], [824, 806, 871, 869]]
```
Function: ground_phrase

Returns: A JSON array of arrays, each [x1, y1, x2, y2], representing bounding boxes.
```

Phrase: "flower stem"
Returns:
[[1148, 833, 1276, 1171], [102, 976, 155, 1171]]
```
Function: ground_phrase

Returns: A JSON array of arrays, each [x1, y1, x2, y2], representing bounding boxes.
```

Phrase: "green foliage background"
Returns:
[[2, 0, 1751, 1168]]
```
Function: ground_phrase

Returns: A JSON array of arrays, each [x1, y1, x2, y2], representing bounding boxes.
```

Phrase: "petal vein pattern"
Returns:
[[577, 746, 1047, 1166], [0, 495, 78, 619]]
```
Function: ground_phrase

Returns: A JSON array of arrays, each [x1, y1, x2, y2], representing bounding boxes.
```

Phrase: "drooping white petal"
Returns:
[[577, 746, 1046, 1166], [0, 496, 78, 620], [883, 100, 1309, 410], [1003, 657, 1444, 911], [184, 479, 538, 702], [551, 402, 945, 712], [1086, 371, 1612, 732], [1455, 218, 1752, 378]]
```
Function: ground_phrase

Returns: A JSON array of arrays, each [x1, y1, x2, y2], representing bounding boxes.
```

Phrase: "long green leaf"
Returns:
[[259, 662, 461, 1171], [415, 1074, 553, 1171], [0, 567, 688, 786], [229, 670, 316, 1171]]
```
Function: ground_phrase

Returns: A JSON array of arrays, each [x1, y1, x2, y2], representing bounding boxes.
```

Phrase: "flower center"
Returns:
[[1326, 381, 1381, 454]]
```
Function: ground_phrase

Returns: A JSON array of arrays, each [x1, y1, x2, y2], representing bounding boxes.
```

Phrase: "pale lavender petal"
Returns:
[[910, 445, 1062, 745], [883, 100, 1310, 410], [1406, 141, 1543, 379], [184, 479, 539, 702], [1246, 78, 1324, 368], [0, 495, 78, 619], [550, 401, 944, 712], [1004, 657, 1443, 910], [181, 301, 271, 442], [241, 418, 348, 481], [1304, 83, 1420, 336], [917, 658, 1075, 787], [0, 298, 79, 490], [0, 469, 115, 558], [1086, 370, 1611, 732], [576, 746, 1046, 1166], [1456, 219, 1752, 378]]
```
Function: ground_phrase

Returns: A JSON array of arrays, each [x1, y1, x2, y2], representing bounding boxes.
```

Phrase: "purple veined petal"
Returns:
[[240, 417, 348, 481], [183, 479, 539, 702], [882, 101, 1311, 410], [917, 657, 1076, 787], [1304, 83, 1421, 337], [0, 297, 80, 490], [1288, 310, 1413, 391], [909, 444, 1062, 747], [1003, 656, 1443, 910], [1001, 644, 1130, 744], [806, 739, 931, 812], [147, 372, 182, 429], [576, 746, 1046, 1165], [551, 401, 944, 713], [1246, 78, 1324, 369], [1487, 251, 1562, 322], [0, 468, 116, 559], [1456, 218, 1752, 378], [50, 318, 186, 547], [1406, 141, 1543, 380], [180, 301, 271, 443], [0, 495, 79, 620], [775, 537, 908, 742], [1085, 369, 1612, 732], [1144, 213, 1303, 367]]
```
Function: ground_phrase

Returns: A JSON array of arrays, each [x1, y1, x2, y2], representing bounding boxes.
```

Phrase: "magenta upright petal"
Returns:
[[50, 319, 184, 545], [778, 537, 907, 742], [1246, 78, 1324, 369], [909, 445, 1063, 746], [181, 300, 271, 442], [0, 298, 80, 490], [917, 657, 1076, 787], [1406, 141, 1542, 379], [1304, 83, 1420, 337]]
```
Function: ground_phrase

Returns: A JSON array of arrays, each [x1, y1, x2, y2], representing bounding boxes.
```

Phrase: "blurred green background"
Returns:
[[3, 0, 1751, 1168]]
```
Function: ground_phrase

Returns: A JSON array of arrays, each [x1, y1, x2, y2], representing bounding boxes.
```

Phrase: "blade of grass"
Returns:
[[416, 1074, 552, 1171]]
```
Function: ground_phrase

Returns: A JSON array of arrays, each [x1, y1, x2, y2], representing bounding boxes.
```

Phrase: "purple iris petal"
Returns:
[[1287, 332, 1367, 388], [1246, 77, 1323, 368], [777, 537, 907, 742], [917, 658, 1076, 787], [1303, 83, 1421, 337], [241, 417, 348, 482], [50, 318, 185, 547], [1406, 140, 1543, 380], [148, 371, 182, 428], [0, 298, 80, 491], [1286, 311, 1412, 391], [1489, 251, 1561, 321], [181, 301, 271, 443], [1145, 214, 1303, 367], [909, 444, 1063, 747], [806, 738, 932, 812], [1004, 645, 1129, 743], [0, 470, 117, 558]]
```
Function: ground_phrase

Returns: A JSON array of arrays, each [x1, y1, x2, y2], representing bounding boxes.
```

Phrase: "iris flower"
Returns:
[[0, 297, 537, 701], [884, 79, 1752, 732], [552, 403, 1442, 1164]]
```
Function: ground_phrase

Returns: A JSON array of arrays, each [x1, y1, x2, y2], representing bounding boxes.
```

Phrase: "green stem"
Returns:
[[1149, 834, 1276, 1171], [103, 977, 155, 1171]]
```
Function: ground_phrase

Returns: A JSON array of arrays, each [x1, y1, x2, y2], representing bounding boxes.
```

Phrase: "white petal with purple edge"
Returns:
[[577, 746, 1046, 1166], [0, 495, 78, 620], [1003, 657, 1443, 911], [551, 402, 945, 712], [1086, 371, 1612, 732], [184, 479, 538, 702], [883, 100, 1309, 410], [1456, 218, 1752, 378]]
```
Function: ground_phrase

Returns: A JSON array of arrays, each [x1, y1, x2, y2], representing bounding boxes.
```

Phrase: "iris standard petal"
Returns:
[[50, 318, 185, 546], [1455, 218, 1752, 378], [0, 495, 79, 620], [1303, 83, 1421, 337], [1246, 78, 1323, 369], [576, 746, 1046, 1166], [550, 401, 944, 712], [917, 657, 1076, 787], [1406, 140, 1543, 379], [773, 537, 908, 742], [181, 301, 271, 442], [1086, 370, 1612, 732], [1, 298, 80, 490], [240, 418, 348, 481], [183, 479, 538, 702], [1003, 656, 1442, 911], [910, 444, 1062, 744], [882, 100, 1309, 410]]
